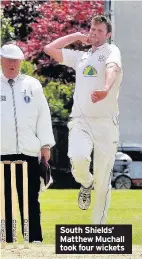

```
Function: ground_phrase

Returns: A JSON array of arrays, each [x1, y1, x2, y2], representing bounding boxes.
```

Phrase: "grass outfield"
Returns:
[[17, 190, 142, 245]]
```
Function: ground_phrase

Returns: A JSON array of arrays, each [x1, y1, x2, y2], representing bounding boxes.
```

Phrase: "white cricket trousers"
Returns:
[[68, 116, 119, 224]]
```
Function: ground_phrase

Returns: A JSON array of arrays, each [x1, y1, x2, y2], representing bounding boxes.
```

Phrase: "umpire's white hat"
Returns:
[[0, 44, 25, 60]]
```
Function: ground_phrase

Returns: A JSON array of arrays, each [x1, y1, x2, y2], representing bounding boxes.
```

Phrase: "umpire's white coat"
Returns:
[[0, 73, 55, 157]]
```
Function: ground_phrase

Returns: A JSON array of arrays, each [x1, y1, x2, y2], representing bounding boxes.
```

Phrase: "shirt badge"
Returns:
[[24, 96, 31, 103], [83, 65, 98, 77], [0, 95, 6, 101], [98, 55, 105, 62]]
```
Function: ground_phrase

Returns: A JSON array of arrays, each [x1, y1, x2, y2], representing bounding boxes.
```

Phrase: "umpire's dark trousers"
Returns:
[[1, 154, 43, 243]]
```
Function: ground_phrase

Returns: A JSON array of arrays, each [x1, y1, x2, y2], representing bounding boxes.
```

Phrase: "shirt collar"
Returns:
[[88, 42, 109, 54], [1, 72, 21, 84]]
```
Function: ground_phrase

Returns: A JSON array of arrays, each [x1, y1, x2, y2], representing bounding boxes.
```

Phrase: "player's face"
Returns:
[[88, 22, 111, 47], [1, 57, 21, 79]]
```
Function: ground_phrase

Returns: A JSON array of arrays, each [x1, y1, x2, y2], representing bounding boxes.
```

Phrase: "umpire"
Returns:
[[0, 43, 55, 243]]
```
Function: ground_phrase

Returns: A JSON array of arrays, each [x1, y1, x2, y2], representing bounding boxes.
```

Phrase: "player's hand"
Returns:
[[41, 147, 50, 162], [75, 32, 90, 45], [91, 89, 109, 103]]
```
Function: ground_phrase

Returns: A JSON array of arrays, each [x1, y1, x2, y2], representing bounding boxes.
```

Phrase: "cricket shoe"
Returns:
[[78, 182, 93, 210], [32, 241, 42, 244], [39, 157, 53, 192]]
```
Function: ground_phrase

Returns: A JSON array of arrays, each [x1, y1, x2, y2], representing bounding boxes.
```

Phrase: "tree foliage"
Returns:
[[43, 81, 74, 119], [20, 60, 46, 86], [2, 0, 40, 41], [1, 15, 15, 45]]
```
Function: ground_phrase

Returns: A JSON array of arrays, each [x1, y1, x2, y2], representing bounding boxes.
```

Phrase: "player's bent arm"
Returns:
[[44, 47, 63, 63], [104, 62, 120, 92], [44, 32, 88, 63]]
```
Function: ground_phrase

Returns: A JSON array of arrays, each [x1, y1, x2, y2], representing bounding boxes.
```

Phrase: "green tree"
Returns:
[[43, 81, 74, 119], [21, 60, 46, 86], [1, 16, 15, 45]]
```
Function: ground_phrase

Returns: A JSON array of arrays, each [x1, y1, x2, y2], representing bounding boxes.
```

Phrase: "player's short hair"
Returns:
[[91, 14, 112, 33]]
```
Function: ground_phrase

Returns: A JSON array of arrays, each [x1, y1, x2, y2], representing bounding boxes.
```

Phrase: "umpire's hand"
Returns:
[[41, 147, 50, 162]]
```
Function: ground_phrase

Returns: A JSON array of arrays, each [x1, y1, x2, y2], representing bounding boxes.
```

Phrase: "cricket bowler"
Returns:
[[44, 14, 123, 224]]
